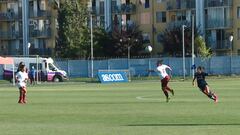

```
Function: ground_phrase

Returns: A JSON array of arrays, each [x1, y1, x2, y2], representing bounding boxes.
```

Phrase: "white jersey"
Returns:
[[156, 64, 172, 79], [16, 71, 28, 88]]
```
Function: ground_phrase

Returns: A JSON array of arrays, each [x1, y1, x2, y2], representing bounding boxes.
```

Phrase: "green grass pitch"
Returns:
[[0, 78, 240, 135]]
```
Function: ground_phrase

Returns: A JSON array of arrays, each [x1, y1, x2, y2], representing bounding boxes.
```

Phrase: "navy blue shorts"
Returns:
[[198, 82, 208, 91]]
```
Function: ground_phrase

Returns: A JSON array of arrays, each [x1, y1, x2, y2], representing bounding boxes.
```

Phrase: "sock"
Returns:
[[162, 90, 169, 98], [207, 92, 215, 100], [18, 91, 23, 103], [166, 86, 172, 92], [22, 89, 27, 103]]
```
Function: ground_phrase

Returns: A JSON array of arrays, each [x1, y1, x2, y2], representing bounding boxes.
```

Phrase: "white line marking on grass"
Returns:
[[136, 95, 161, 101], [136, 95, 218, 102]]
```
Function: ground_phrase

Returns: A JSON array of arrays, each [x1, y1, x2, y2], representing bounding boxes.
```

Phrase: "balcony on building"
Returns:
[[29, 48, 52, 56], [205, 0, 233, 8], [0, 9, 22, 21], [112, 5, 121, 14], [0, 31, 19, 40], [121, 3, 136, 14], [166, 0, 195, 11], [0, 0, 18, 3], [30, 28, 51, 38], [208, 40, 231, 52], [167, 20, 190, 29], [48, 0, 60, 9], [91, 6, 97, 15], [29, 10, 51, 18], [205, 19, 232, 29]]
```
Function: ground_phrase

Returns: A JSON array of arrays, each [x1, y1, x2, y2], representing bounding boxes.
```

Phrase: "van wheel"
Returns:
[[53, 76, 62, 82]]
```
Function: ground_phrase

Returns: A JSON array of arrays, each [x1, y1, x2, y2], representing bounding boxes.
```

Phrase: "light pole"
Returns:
[[88, 0, 94, 78], [127, 37, 131, 81], [191, 15, 195, 79], [22, 0, 29, 56], [229, 35, 233, 75], [229, 35, 233, 56], [182, 25, 186, 80]]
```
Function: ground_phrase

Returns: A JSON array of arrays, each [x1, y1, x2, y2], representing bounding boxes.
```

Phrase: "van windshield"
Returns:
[[48, 63, 58, 71]]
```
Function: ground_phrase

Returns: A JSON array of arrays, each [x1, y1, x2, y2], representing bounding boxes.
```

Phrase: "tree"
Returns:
[[195, 36, 212, 59], [110, 24, 144, 57], [56, 0, 89, 58], [159, 23, 200, 56]]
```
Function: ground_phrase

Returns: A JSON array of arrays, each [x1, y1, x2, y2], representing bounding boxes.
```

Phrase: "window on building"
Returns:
[[157, 0, 166, 3], [142, 33, 150, 44], [92, 0, 96, 7], [238, 28, 240, 39], [156, 11, 166, 23], [111, 0, 117, 13], [100, 1, 104, 14], [100, 16, 105, 27], [237, 7, 240, 19], [171, 15, 176, 21], [140, 12, 150, 24], [238, 49, 240, 55], [145, 0, 150, 8], [157, 33, 162, 43]]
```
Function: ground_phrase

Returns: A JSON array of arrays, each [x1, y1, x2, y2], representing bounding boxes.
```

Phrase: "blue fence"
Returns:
[[54, 56, 240, 78], [0, 56, 238, 80]]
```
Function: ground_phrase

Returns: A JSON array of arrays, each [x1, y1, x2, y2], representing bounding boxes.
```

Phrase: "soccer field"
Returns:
[[0, 78, 240, 135]]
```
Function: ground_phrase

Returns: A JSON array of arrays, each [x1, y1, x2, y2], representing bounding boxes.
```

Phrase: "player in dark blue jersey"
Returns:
[[192, 66, 218, 102]]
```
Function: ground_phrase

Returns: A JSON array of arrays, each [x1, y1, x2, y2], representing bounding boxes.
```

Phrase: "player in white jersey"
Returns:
[[156, 60, 174, 102], [16, 64, 28, 104]]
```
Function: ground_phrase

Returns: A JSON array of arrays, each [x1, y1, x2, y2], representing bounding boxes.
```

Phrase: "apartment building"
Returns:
[[0, 0, 59, 56], [90, 0, 240, 56]]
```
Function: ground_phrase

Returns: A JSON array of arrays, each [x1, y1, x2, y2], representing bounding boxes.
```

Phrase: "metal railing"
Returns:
[[29, 10, 51, 18], [0, 11, 22, 20], [205, 0, 233, 7], [166, 0, 195, 10], [0, 31, 19, 39], [205, 19, 232, 29], [208, 40, 231, 50], [121, 3, 136, 14], [48, 0, 60, 9], [92, 3, 136, 15], [167, 20, 190, 29], [0, 0, 18, 2], [29, 29, 51, 38]]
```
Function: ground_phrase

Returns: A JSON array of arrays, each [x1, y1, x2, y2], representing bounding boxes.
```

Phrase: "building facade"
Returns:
[[0, 0, 59, 56], [90, 0, 240, 56]]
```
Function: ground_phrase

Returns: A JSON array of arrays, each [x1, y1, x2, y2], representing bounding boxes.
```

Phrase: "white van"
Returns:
[[3, 57, 68, 82]]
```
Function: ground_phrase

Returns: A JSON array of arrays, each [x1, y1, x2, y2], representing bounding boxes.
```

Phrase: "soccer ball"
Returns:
[[145, 46, 153, 52]]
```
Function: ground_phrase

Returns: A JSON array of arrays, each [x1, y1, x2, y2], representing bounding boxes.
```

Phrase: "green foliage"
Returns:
[[195, 36, 212, 59], [159, 24, 200, 56], [111, 25, 144, 57], [57, 0, 91, 58]]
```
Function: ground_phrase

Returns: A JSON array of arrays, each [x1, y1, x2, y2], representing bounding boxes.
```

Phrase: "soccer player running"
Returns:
[[192, 66, 218, 102], [156, 60, 174, 102], [16, 64, 29, 104]]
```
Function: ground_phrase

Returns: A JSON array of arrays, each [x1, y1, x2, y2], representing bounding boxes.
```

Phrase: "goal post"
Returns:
[[4, 55, 41, 84]]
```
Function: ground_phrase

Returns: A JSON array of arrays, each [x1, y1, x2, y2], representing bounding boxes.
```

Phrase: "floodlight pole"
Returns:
[[182, 25, 186, 80], [90, 0, 94, 78], [229, 35, 233, 75], [22, 0, 29, 55], [127, 39, 131, 82], [191, 15, 195, 78]]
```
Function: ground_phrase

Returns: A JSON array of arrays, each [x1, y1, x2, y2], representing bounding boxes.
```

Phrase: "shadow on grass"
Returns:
[[126, 123, 240, 126]]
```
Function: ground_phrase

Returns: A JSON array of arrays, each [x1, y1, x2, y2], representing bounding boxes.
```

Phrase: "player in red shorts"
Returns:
[[156, 60, 174, 102], [16, 64, 28, 104]]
